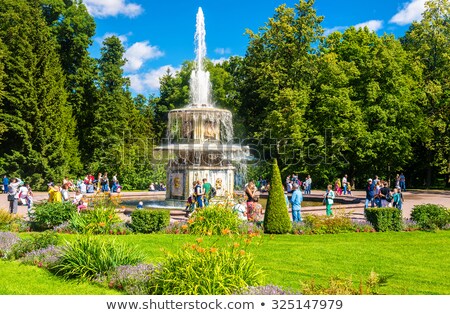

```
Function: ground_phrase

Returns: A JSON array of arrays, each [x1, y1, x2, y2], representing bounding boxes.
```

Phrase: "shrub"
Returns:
[[10, 231, 59, 259], [30, 202, 77, 230], [146, 240, 264, 295], [21, 245, 63, 268], [50, 236, 144, 280], [69, 207, 122, 234], [130, 209, 170, 233], [108, 264, 158, 294], [188, 203, 242, 235], [301, 214, 355, 234], [410, 204, 450, 231], [364, 207, 403, 232], [0, 209, 16, 231], [237, 284, 298, 295], [263, 159, 292, 234], [164, 221, 190, 234], [302, 271, 391, 295], [0, 232, 20, 259]]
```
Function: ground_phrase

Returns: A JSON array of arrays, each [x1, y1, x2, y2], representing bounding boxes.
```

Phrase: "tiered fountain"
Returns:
[[161, 7, 247, 201]]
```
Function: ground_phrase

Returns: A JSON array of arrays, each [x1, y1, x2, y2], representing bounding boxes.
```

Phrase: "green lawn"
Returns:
[[1, 231, 449, 294]]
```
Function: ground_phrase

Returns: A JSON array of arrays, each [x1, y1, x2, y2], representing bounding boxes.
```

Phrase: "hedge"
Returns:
[[130, 209, 170, 233], [364, 207, 403, 232]]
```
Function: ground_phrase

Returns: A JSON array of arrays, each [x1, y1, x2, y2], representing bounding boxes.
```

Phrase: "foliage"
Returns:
[[237, 284, 298, 295], [69, 207, 123, 235], [164, 220, 190, 235], [21, 245, 63, 269], [0, 231, 20, 259], [30, 202, 77, 230], [187, 203, 242, 235], [107, 263, 158, 295], [264, 159, 292, 234], [145, 240, 264, 295], [364, 207, 403, 232], [301, 213, 356, 234], [411, 204, 450, 231], [50, 236, 144, 280], [301, 271, 391, 295], [0, 209, 23, 231], [130, 209, 170, 234], [10, 231, 59, 260]]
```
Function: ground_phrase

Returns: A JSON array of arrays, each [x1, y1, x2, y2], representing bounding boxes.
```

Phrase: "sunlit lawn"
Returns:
[[1, 231, 449, 294]]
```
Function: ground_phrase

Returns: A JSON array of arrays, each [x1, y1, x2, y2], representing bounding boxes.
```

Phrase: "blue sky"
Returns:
[[84, 0, 428, 95]]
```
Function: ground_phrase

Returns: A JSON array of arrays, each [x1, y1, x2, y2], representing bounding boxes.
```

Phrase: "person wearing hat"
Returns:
[[365, 178, 375, 208], [290, 182, 303, 222]]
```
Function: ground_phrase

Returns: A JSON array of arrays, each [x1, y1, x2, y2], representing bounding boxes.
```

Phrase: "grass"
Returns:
[[0, 260, 119, 295], [1, 231, 449, 294]]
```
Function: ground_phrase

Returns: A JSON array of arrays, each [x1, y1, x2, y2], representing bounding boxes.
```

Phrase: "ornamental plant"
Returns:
[[50, 236, 144, 280], [30, 202, 77, 230], [411, 204, 450, 231], [364, 207, 403, 232], [130, 209, 170, 233], [69, 207, 122, 234], [263, 159, 292, 234], [146, 239, 264, 295], [188, 203, 242, 235]]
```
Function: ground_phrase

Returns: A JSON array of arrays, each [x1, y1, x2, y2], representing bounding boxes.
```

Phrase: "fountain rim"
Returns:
[[169, 106, 231, 113]]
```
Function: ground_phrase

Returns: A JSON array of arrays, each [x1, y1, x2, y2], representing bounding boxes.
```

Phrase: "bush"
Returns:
[[50, 237, 144, 280], [69, 207, 122, 234], [188, 203, 242, 235], [130, 209, 170, 233], [263, 159, 292, 234], [146, 240, 264, 294], [302, 271, 391, 295], [30, 202, 77, 230], [0, 209, 16, 231], [21, 245, 63, 268], [411, 204, 450, 231], [107, 264, 158, 294], [301, 213, 355, 234], [364, 207, 403, 232], [10, 231, 59, 259], [0, 232, 20, 259]]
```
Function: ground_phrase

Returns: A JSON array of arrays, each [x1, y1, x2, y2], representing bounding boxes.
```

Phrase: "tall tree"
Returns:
[[241, 0, 323, 174], [401, 0, 450, 187], [0, 0, 81, 187]]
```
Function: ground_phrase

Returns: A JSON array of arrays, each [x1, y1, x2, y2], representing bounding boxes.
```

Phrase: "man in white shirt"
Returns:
[[342, 175, 348, 195]]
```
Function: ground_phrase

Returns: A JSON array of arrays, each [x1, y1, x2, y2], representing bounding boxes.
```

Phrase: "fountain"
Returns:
[[159, 7, 248, 201]]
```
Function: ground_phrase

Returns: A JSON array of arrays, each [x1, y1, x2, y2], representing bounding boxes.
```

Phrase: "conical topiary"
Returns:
[[263, 159, 292, 234]]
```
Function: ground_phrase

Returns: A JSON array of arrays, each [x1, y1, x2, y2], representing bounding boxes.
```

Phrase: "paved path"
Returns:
[[2, 189, 450, 221]]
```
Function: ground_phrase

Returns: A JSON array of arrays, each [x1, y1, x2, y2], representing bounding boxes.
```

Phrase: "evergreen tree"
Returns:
[[264, 159, 292, 234], [0, 0, 80, 187]]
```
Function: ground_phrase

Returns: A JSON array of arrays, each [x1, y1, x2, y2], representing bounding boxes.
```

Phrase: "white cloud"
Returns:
[[211, 57, 229, 65], [127, 65, 181, 93], [84, 0, 143, 18], [354, 20, 384, 32], [214, 48, 231, 55], [95, 32, 131, 45], [389, 0, 426, 25], [324, 26, 347, 36], [124, 41, 164, 72]]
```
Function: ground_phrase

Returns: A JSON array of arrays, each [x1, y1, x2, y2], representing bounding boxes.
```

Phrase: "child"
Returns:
[[77, 197, 88, 213], [137, 201, 144, 209]]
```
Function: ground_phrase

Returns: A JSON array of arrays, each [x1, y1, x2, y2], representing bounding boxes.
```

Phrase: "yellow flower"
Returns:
[[187, 219, 194, 224], [239, 250, 246, 256], [233, 242, 240, 248], [196, 238, 203, 243], [181, 225, 188, 230], [244, 238, 252, 244], [199, 216, 205, 221], [210, 247, 218, 253], [207, 231, 212, 236], [99, 222, 106, 227], [196, 247, 206, 254]]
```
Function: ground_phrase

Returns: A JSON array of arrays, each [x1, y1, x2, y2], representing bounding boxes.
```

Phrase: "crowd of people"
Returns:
[[286, 174, 312, 194], [4, 176, 33, 214], [148, 182, 166, 191], [184, 178, 216, 216], [365, 176, 405, 211]]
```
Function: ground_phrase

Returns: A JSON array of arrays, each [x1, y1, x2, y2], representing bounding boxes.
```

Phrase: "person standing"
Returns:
[[342, 175, 348, 195], [290, 183, 303, 222], [379, 182, 391, 208], [324, 184, 335, 216], [8, 178, 21, 214], [102, 172, 110, 192], [365, 178, 375, 208], [194, 180, 204, 208], [202, 178, 212, 206], [245, 181, 256, 220], [399, 173, 406, 191], [3, 175, 9, 194]]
